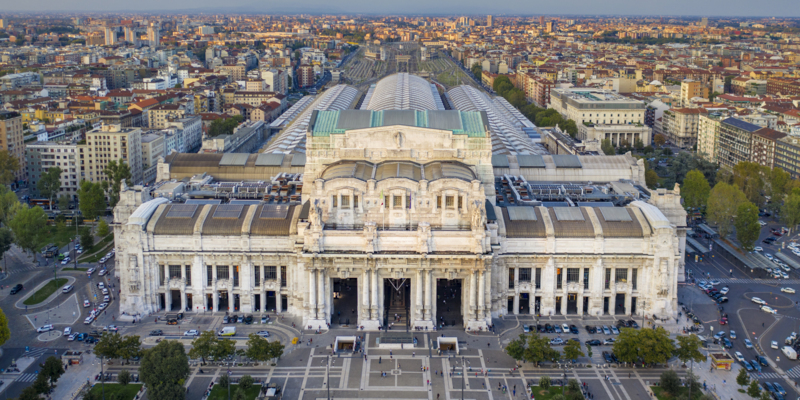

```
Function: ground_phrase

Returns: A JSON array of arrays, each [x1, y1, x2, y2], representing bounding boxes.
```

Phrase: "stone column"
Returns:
[[469, 270, 477, 321], [478, 269, 485, 318], [317, 268, 325, 319], [424, 269, 432, 320], [416, 269, 423, 321], [164, 289, 171, 312], [484, 268, 491, 319], [276, 266, 282, 313], [371, 266, 378, 320], [180, 289, 186, 312], [212, 290, 219, 312], [308, 269, 317, 318], [362, 269, 370, 314], [261, 287, 267, 313]]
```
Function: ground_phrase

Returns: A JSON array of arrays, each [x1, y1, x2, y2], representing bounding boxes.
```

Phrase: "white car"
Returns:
[[76, 249, 83, 254], [761, 305, 778, 314], [766, 254, 774, 260], [751, 297, 767, 305], [104, 325, 118, 332], [759, 221, 767, 226], [103, 295, 110, 302], [730, 330, 737, 340], [62, 285, 74, 294], [720, 287, 729, 295], [64, 327, 72, 335], [67, 333, 77, 341], [98, 302, 108, 310], [734, 351, 745, 362], [83, 299, 91, 308], [61, 257, 70, 265], [37, 324, 54, 333], [710, 280, 721, 286], [98, 283, 105, 289], [781, 287, 796, 294], [99, 269, 107, 276], [754, 246, 764, 252], [184, 330, 200, 336], [87, 268, 96, 275], [102, 288, 109, 295], [782, 265, 792, 272], [772, 340, 779, 349], [100, 257, 108, 264], [781, 271, 789, 279], [84, 316, 93, 325], [561, 323, 570, 333]]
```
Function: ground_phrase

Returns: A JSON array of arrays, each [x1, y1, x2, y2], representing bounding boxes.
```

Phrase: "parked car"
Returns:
[[603, 338, 616, 345], [62, 285, 74, 294], [781, 287, 795, 294], [523, 324, 530, 333], [37, 325, 54, 333], [183, 330, 199, 336], [610, 326, 620, 335], [149, 330, 163, 336], [585, 339, 602, 346], [761, 305, 778, 314], [602, 326, 611, 335], [10, 284, 23, 294], [256, 331, 271, 337], [87, 268, 96, 275], [628, 320, 639, 329], [64, 327, 72, 335], [569, 325, 579, 334], [549, 338, 564, 346], [83, 299, 91, 308]]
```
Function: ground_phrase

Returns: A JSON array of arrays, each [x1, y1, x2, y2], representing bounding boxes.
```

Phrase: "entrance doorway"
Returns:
[[186, 293, 193, 312], [384, 278, 410, 329], [266, 291, 276, 312], [170, 290, 181, 311], [159, 293, 165, 311], [233, 294, 240, 312], [631, 297, 637, 315], [615, 293, 626, 315], [218, 291, 229, 311], [332, 278, 358, 326], [555, 296, 562, 315], [582, 297, 589, 315], [535, 296, 541, 315], [436, 279, 462, 328], [566, 294, 578, 314], [254, 294, 261, 312], [519, 293, 530, 314], [507, 297, 514, 314], [206, 293, 213, 311], [603, 297, 609, 315]]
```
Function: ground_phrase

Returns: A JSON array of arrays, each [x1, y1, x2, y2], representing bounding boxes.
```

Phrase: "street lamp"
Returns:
[[327, 355, 331, 400]]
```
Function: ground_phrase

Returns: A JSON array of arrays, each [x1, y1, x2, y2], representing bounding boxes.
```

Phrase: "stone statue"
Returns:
[[394, 131, 403, 148], [471, 200, 486, 232], [363, 222, 377, 253], [309, 199, 322, 229], [659, 259, 670, 295], [417, 222, 431, 254]]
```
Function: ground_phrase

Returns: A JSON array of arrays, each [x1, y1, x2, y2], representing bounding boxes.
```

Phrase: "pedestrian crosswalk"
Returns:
[[16, 373, 38, 383], [786, 365, 800, 378], [750, 372, 783, 380], [24, 347, 51, 358], [716, 278, 800, 285]]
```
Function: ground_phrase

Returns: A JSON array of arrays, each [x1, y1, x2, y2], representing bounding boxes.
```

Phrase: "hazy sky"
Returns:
[[7, 0, 800, 16]]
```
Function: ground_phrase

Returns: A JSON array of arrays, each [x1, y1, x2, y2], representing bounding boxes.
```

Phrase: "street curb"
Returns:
[[14, 275, 76, 310]]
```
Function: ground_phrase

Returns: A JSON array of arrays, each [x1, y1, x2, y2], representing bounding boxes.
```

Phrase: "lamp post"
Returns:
[[327, 355, 331, 400]]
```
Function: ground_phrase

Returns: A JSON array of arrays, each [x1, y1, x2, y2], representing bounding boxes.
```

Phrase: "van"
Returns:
[[781, 346, 797, 360], [218, 326, 236, 336]]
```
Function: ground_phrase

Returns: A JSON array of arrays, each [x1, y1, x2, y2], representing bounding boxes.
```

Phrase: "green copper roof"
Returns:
[[309, 110, 487, 138]]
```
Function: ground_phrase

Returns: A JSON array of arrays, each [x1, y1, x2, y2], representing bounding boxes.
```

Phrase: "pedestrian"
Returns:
[[379, 356, 382, 363]]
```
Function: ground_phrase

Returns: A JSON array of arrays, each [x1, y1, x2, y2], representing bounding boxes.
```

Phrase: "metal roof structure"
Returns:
[[686, 237, 710, 254], [362, 73, 443, 112], [517, 155, 546, 168], [255, 153, 285, 167], [553, 207, 585, 221], [776, 252, 800, 270], [219, 153, 249, 166], [551, 155, 583, 168], [309, 109, 487, 137], [507, 206, 538, 221], [722, 117, 763, 133], [599, 207, 633, 222], [320, 160, 475, 182]]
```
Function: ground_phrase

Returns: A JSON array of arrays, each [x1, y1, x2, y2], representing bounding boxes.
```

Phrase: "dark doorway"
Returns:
[[281, 297, 288, 312], [206, 293, 213, 311], [615, 293, 626, 315], [332, 278, 358, 326], [603, 297, 609, 315], [520, 293, 530, 314], [233, 294, 240, 312], [566, 294, 578, 314], [170, 290, 181, 311], [555, 296, 562, 315], [384, 278, 411, 329], [159, 293, 165, 311], [186, 293, 193, 312], [218, 291, 229, 311], [582, 296, 589, 315], [266, 291, 276, 312], [508, 297, 514, 314], [436, 279, 462, 328], [535, 296, 541, 315], [254, 294, 261, 312], [631, 297, 637, 316]]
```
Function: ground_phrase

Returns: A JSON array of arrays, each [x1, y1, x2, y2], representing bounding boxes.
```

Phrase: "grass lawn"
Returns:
[[651, 386, 704, 400], [527, 386, 582, 400], [207, 384, 261, 400], [79, 234, 114, 263], [23, 278, 68, 305], [88, 383, 143, 400], [35, 223, 78, 253]]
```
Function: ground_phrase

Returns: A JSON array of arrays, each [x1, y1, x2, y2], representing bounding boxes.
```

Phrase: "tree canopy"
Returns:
[[682, 170, 711, 210], [674, 335, 706, 365], [735, 202, 761, 251], [0, 307, 10, 347], [782, 188, 800, 233], [37, 167, 62, 209], [8, 204, 47, 255], [207, 115, 244, 138], [140, 340, 190, 400], [707, 182, 748, 238], [77, 181, 107, 220], [103, 159, 132, 207], [612, 327, 675, 365], [0, 150, 20, 185]]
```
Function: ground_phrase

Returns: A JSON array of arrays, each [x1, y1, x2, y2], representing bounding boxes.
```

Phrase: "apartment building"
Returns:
[[775, 135, 800, 179], [750, 128, 786, 169], [26, 142, 81, 200], [716, 118, 762, 170], [524, 74, 554, 108], [216, 65, 246, 81], [147, 105, 186, 129], [697, 113, 724, 162], [261, 69, 288, 95], [0, 111, 25, 184], [297, 65, 314, 88], [165, 116, 202, 153], [80, 125, 143, 185], [662, 108, 706, 149], [140, 133, 165, 184], [680, 79, 707, 106]]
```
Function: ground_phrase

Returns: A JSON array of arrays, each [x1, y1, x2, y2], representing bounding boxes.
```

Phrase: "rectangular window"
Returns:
[[340, 195, 350, 209], [393, 195, 402, 208], [332, 195, 338, 207], [265, 266, 277, 280], [632, 269, 638, 290], [566, 268, 579, 283], [445, 196, 454, 209], [217, 265, 229, 280], [535, 268, 542, 289], [185, 265, 191, 285], [583, 268, 590, 290], [437, 196, 442, 208], [233, 266, 239, 287], [280, 267, 287, 287], [169, 265, 181, 279], [254, 265, 260, 284], [615, 268, 628, 283], [508, 269, 515, 289], [159, 265, 165, 286], [557, 268, 563, 289], [354, 195, 359, 209], [207, 265, 213, 286], [605, 268, 611, 289], [458, 196, 462, 210], [520, 268, 532, 282], [407, 195, 412, 209]]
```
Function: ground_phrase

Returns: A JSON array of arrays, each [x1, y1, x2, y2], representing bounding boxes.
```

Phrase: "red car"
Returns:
[[773, 232, 783, 237], [720, 318, 728, 325]]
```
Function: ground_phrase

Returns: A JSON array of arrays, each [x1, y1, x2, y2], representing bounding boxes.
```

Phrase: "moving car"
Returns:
[[771, 341, 779, 349], [751, 297, 767, 305], [761, 305, 778, 314], [781, 287, 795, 294], [745, 339, 753, 349], [61, 257, 70, 265], [256, 331, 271, 337], [67, 333, 77, 341], [87, 268, 96, 275], [83, 299, 91, 308], [730, 330, 737, 340], [549, 338, 564, 345], [149, 330, 163, 336], [62, 285, 74, 293], [104, 325, 118, 332], [10, 284, 23, 295], [37, 325, 54, 333], [734, 351, 745, 362], [710, 280, 721, 286], [750, 360, 762, 373], [99, 269, 107, 276], [183, 330, 200, 336]]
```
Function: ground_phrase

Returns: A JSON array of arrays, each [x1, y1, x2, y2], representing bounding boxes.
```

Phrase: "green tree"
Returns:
[[653, 134, 666, 147], [539, 375, 551, 390], [634, 139, 644, 150], [218, 373, 230, 389], [601, 139, 615, 155], [707, 182, 748, 238], [245, 333, 271, 363], [213, 337, 237, 360], [77, 181, 107, 220], [767, 167, 792, 201], [0, 150, 20, 185], [585, 344, 593, 358], [732, 161, 767, 206], [97, 219, 110, 237], [747, 379, 761, 398], [505, 334, 526, 363], [139, 340, 190, 400], [117, 369, 132, 385], [120, 335, 142, 363], [18, 386, 40, 400], [80, 226, 94, 250], [207, 115, 244, 138], [523, 333, 560, 366], [567, 379, 581, 393], [37, 166, 62, 209], [239, 375, 254, 392], [682, 170, 711, 210], [646, 170, 660, 189], [8, 204, 47, 256], [0, 307, 10, 346], [470, 62, 482, 78], [613, 327, 675, 365], [781, 190, 800, 233], [735, 202, 761, 251], [58, 195, 70, 211], [95, 331, 123, 359], [268, 340, 285, 362], [760, 388, 773, 400], [188, 331, 218, 364], [563, 340, 584, 361], [558, 119, 578, 137], [41, 355, 65, 390], [736, 365, 750, 389], [0, 185, 20, 224], [103, 159, 132, 207], [660, 369, 680, 396], [232, 388, 246, 400], [0, 227, 14, 272], [32, 373, 50, 394], [674, 335, 706, 367]]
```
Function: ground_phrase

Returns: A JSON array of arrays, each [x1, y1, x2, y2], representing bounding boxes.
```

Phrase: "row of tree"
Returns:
[[489, 75, 579, 137], [16, 356, 65, 400]]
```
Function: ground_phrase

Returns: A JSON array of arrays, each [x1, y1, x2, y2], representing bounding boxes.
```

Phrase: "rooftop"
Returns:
[[309, 109, 488, 138]]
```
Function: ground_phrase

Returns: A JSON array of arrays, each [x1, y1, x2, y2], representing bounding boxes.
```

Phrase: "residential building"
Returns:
[[105, 27, 117, 46], [26, 142, 81, 200], [79, 125, 143, 185], [147, 25, 159, 48], [775, 135, 800, 179], [679, 79, 706, 106], [166, 116, 202, 153], [717, 118, 762, 170], [261, 69, 288, 95], [297, 64, 315, 88], [200, 120, 265, 154], [140, 133, 165, 185], [750, 128, 786, 169], [148, 105, 186, 129], [0, 111, 25, 184], [697, 113, 724, 162], [662, 108, 706, 149]]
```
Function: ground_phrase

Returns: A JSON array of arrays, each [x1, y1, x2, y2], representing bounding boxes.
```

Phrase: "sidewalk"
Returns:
[[51, 352, 98, 400]]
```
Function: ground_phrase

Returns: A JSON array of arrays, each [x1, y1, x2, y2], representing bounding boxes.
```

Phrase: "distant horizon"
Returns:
[[1, 0, 799, 18]]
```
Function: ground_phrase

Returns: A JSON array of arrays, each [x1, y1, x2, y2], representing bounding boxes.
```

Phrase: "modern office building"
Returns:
[[26, 141, 81, 200]]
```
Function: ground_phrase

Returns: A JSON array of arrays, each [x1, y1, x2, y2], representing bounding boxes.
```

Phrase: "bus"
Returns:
[[30, 199, 52, 207]]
